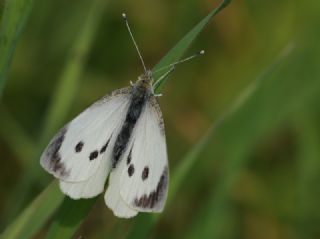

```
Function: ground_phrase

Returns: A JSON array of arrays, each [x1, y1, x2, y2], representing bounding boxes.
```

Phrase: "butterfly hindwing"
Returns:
[[119, 96, 168, 212], [40, 87, 131, 182], [104, 157, 139, 218], [59, 131, 120, 199]]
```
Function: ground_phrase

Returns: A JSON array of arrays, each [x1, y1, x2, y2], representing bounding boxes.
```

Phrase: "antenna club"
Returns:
[[122, 13, 127, 20], [199, 50, 205, 55]]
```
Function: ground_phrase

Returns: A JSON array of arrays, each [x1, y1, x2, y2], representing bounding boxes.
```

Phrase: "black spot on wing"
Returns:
[[44, 127, 69, 177], [134, 167, 168, 209], [75, 141, 84, 152], [89, 150, 99, 161], [128, 164, 134, 177], [100, 137, 111, 154], [142, 166, 149, 180]]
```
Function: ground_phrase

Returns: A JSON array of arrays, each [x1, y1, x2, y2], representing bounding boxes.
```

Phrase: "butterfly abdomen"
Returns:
[[112, 85, 150, 168]]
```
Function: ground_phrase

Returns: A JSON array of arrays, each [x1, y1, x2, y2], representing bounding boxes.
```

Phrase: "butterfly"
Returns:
[[40, 13, 204, 218]]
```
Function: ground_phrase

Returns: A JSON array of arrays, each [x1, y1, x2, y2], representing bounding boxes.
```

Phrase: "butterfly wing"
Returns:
[[120, 96, 169, 212], [59, 151, 110, 199], [105, 96, 168, 216], [104, 157, 138, 218], [40, 87, 131, 182], [59, 127, 123, 199]]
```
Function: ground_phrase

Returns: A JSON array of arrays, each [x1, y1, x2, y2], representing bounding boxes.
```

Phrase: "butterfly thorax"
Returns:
[[134, 70, 153, 95]]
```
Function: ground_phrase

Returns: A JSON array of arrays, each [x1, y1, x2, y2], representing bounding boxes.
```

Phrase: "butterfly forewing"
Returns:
[[119, 96, 168, 212], [40, 88, 131, 182]]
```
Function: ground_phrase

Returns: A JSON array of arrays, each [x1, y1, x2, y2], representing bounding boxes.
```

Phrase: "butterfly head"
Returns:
[[136, 70, 153, 91]]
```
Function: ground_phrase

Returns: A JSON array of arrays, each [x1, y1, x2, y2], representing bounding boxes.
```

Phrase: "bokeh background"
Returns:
[[1, 0, 320, 238]]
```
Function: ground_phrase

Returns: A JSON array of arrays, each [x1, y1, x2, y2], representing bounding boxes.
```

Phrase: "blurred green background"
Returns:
[[1, 0, 320, 238]]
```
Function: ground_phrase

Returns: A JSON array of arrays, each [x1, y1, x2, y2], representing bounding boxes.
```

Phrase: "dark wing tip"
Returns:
[[40, 127, 70, 179], [133, 167, 168, 212]]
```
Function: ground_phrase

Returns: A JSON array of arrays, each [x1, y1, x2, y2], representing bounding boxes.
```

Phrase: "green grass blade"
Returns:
[[1, 181, 63, 239], [153, 0, 231, 93], [185, 34, 320, 239], [0, 0, 34, 98], [45, 198, 97, 239]]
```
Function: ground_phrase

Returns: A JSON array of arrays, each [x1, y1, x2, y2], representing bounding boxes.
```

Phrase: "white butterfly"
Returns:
[[40, 13, 204, 218], [41, 75, 168, 218]]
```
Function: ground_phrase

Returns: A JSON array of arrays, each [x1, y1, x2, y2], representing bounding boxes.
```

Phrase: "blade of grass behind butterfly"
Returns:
[[0, 0, 107, 238], [42, 1, 232, 239], [0, 0, 34, 98], [44, 197, 97, 239], [153, 0, 231, 93], [1, 181, 63, 239]]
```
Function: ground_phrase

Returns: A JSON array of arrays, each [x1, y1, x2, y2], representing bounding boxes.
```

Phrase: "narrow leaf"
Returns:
[[0, 0, 34, 98], [1, 181, 63, 239], [153, 0, 231, 93], [45, 198, 96, 239]]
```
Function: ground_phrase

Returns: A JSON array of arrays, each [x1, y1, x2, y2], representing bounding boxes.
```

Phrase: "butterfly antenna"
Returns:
[[122, 13, 147, 73], [153, 50, 205, 74]]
